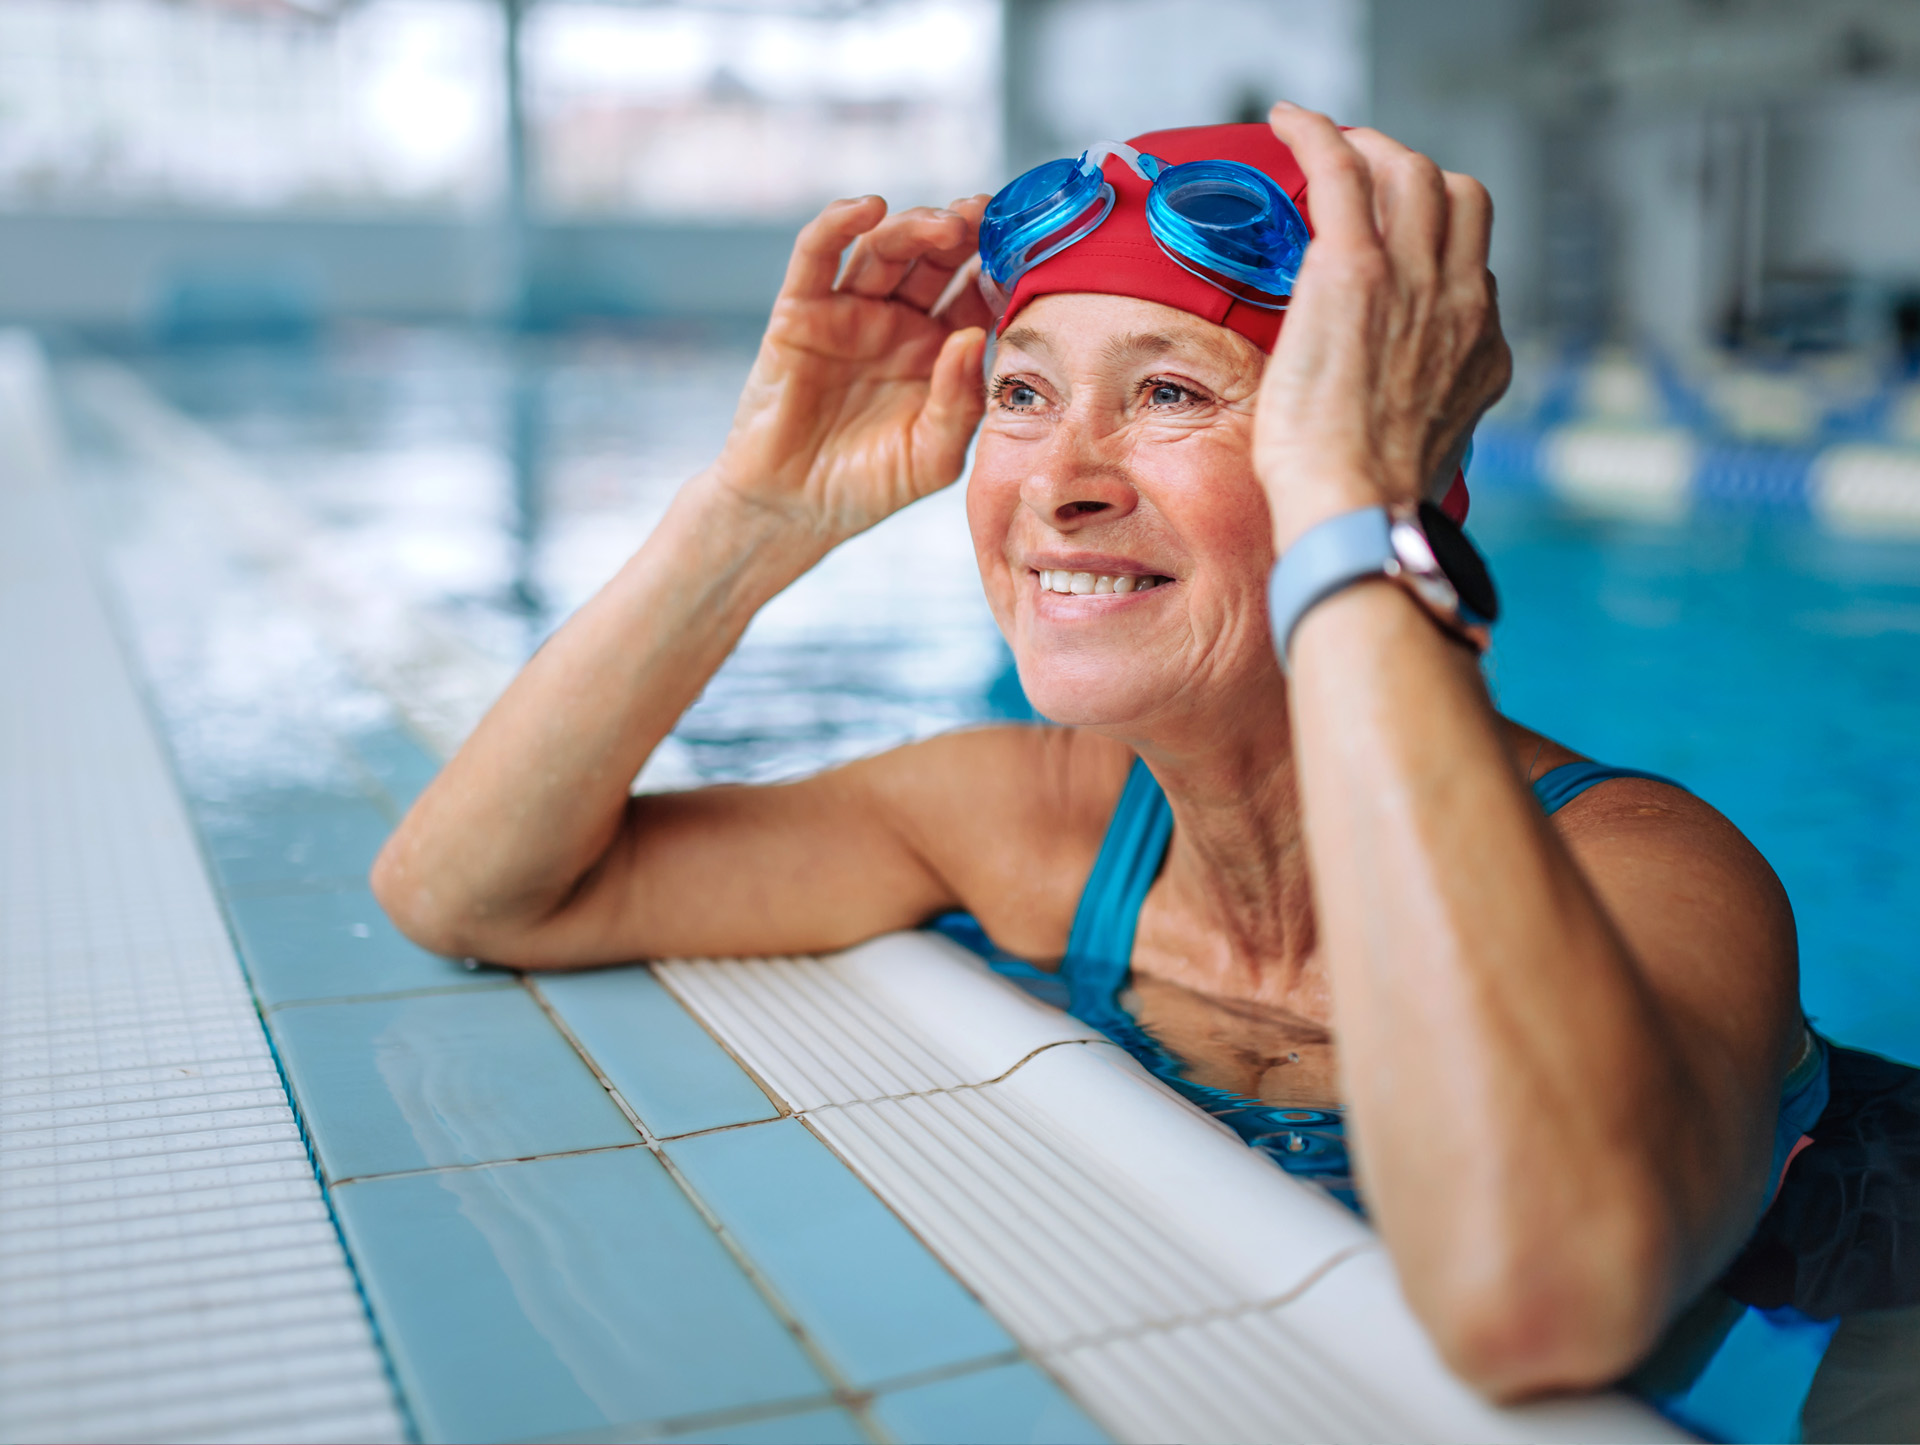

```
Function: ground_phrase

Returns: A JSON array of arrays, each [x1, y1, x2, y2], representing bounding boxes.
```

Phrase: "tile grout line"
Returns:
[[522, 974, 895, 1445], [644, 1141, 897, 1445], [261, 978, 518, 1015], [1034, 1242, 1381, 1357], [521, 976, 661, 1146], [327, 1140, 657, 1191]]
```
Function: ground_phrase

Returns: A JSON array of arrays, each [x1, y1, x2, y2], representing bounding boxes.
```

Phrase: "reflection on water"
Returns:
[[63, 326, 1920, 1443], [72, 326, 1010, 799]]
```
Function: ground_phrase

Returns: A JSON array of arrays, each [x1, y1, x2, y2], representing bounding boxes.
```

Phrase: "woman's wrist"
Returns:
[[1263, 463, 1390, 556], [663, 467, 843, 604]]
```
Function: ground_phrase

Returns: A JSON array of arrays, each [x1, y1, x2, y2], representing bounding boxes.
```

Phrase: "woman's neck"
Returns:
[[1124, 700, 1327, 1016]]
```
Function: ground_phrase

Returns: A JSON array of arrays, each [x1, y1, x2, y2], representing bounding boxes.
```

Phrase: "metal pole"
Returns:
[[1000, 0, 1048, 177], [500, 0, 541, 628], [501, 0, 531, 328]]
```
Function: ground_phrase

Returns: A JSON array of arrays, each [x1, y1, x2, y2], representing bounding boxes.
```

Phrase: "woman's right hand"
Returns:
[[708, 194, 997, 547]]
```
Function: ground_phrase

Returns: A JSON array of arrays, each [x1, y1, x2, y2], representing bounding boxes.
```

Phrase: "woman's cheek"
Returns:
[[964, 459, 1023, 624]]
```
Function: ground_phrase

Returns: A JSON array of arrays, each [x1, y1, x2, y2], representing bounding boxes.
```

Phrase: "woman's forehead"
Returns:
[[997, 293, 1263, 380]]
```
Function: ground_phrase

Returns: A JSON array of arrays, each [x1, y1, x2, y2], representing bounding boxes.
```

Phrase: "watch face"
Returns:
[[1416, 500, 1500, 625]]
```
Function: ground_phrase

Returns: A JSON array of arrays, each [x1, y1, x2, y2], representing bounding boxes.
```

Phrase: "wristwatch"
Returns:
[[1267, 500, 1499, 670]]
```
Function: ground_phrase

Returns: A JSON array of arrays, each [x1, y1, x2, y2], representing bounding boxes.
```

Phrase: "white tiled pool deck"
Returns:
[[0, 334, 404, 1444], [2, 329, 1687, 1444]]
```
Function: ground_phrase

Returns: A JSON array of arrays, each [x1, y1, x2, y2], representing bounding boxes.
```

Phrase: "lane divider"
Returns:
[[1476, 421, 1920, 536]]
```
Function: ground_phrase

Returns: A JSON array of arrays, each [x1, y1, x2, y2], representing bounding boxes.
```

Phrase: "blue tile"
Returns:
[[271, 986, 638, 1180], [871, 1362, 1109, 1445], [537, 967, 779, 1137], [333, 1149, 829, 1444], [197, 793, 393, 892], [348, 723, 443, 811], [666, 1120, 1013, 1388], [228, 886, 490, 1005]]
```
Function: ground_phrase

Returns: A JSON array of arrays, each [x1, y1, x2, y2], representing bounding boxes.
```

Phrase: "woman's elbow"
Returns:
[[1415, 1209, 1671, 1402], [1429, 1280, 1657, 1402], [370, 839, 477, 960], [369, 840, 598, 969]]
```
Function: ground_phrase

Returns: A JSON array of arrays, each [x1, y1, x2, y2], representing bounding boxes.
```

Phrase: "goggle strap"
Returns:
[[1080, 141, 1162, 183]]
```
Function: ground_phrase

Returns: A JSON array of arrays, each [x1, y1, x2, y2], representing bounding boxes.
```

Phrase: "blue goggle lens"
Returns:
[[979, 152, 1114, 296], [1145, 159, 1309, 309]]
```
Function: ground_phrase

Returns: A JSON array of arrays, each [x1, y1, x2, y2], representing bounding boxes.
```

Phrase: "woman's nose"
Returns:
[[1019, 422, 1138, 528]]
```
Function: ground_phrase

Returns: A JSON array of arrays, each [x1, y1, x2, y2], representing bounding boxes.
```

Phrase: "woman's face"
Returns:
[[967, 292, 1280, 731]]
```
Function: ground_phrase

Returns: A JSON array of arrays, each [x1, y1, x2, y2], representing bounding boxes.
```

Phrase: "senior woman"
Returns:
[[372, 108, 1815, 1401]]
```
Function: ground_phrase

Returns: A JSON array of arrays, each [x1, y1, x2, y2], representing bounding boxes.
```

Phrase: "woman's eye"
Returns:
[[1146, 380, 1193, 407], [998, 381, 1041, 409]]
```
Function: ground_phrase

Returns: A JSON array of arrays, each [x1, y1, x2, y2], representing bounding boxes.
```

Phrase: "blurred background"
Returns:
[[3, 0, 1919, 1064], [6, 0, 1920, 348]]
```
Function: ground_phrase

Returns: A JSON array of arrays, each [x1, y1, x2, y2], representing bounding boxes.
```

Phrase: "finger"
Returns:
[[782, 196, 887, 299], [1266, 101, 1378, 252], [913, 326, 988, 486], [1344, 128, 1448, 283], [929, 254, 998, 331], [1440, 170, 1493, 286], [839, 207, 970, 299], [891, 195, 991, 310]]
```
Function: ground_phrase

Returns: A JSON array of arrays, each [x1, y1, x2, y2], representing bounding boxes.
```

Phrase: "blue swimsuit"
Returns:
[[935, 758, 1831, 1213]]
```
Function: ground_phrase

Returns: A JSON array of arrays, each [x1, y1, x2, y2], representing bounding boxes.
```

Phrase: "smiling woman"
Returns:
[[371, 109, 1812, 1405]]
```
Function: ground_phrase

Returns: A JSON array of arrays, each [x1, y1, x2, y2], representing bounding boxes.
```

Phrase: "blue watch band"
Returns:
[[1267, 507, 1394, 670]]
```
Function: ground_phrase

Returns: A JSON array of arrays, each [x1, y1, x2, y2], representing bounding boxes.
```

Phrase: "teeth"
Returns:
[[1036, 570, 1164, 595]]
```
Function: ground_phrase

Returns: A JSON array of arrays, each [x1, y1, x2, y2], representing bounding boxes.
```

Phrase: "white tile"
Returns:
[[2, 1267, 364, 1335], [0, 332, 402, 1445]]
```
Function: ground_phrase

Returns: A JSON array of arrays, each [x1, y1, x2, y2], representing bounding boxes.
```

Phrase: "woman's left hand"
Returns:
[[1254, 105, 1512, 550]]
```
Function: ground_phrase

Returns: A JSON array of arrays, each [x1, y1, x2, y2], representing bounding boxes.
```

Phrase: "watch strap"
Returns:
[[1267, 507, 1393, 670]]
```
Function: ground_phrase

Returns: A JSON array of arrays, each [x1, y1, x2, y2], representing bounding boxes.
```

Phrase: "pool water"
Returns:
[[65, 326, 1920, 1444], [1473, 494, 1920, 1069]]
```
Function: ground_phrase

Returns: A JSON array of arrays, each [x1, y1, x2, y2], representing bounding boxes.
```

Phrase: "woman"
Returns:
[[371, 107, 1815, 1400]]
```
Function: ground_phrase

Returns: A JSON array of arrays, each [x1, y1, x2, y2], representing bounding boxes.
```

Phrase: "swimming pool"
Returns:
[[86, 325, 1919, 1072], [62, 325, 1920, 1443]]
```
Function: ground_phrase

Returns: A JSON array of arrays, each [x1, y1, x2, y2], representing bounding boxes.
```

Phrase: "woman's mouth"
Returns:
[[1035, 569, 1171, 596]]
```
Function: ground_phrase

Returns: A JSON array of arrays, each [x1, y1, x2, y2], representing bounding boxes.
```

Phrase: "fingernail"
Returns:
[[1271, 99, 1297, 111]]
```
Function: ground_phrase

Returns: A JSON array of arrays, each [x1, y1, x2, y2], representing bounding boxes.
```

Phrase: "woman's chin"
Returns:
[[1012, 655, 1170, 730]]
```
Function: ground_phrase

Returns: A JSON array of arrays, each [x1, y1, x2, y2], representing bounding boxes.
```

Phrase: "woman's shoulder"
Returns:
[[849, 723, 1135, 956], [859, 722, 1133, 810]]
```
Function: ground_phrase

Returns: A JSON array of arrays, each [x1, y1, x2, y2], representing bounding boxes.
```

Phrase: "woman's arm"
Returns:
[[1258, 106, 1800, 1398], [371, 195, 998, 965]]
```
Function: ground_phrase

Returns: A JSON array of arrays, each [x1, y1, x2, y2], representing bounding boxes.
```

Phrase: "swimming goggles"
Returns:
[[977, 141, 1311, 314]]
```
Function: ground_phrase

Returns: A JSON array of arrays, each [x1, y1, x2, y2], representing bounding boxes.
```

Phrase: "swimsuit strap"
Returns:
[[1530, 760, 1682, 815], [1063, 756, 1689, 1017], [1062, 756, 1173, 1032]]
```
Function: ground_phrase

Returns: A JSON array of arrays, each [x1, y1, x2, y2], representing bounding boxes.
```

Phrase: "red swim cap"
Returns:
[[994, 121, 1470, 521]]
